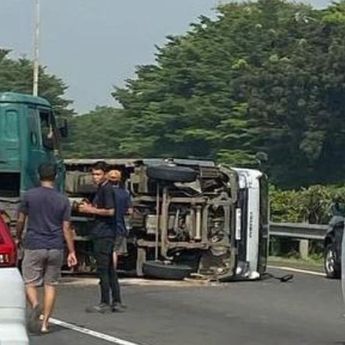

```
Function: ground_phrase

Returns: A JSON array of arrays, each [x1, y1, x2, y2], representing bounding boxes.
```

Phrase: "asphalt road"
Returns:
[[30, 269, 345, 345]]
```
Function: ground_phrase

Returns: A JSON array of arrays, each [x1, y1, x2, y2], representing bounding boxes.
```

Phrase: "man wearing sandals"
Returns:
[[16, 163, 77, 334]]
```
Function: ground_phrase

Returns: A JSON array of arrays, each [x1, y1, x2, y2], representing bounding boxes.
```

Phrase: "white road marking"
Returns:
[[268, 265, 325, 277], [50, 318, 144, 345]]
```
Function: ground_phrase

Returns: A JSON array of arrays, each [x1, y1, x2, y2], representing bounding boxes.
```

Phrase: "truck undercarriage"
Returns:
[[64, 158, 239, 281]]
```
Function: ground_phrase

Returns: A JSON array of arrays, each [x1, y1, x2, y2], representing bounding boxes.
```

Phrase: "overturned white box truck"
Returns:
[[64, 158, 269, 281]]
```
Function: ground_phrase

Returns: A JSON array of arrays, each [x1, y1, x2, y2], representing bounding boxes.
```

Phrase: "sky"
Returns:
[[0, 0, 331, 114]]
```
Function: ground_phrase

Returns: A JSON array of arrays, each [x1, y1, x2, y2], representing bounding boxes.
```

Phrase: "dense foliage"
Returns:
[[270, 184, 345, 224], [0, 49, 73, 117], [107, 0, 345, 188], [63, 106, 127, 158]]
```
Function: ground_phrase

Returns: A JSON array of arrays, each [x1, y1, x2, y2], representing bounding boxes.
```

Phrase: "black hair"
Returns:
[[38, 163, 57, 181], [91, 161, 109, 172]]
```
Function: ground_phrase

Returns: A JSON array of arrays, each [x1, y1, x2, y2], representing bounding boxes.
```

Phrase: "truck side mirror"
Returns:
[[59, 119, 68, 138]]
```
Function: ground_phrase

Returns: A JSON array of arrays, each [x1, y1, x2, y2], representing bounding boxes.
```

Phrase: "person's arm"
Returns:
[[16, 194, 28, 246], [62, 201, 77, 267], [79, 184, 115, 217], [126, 192, 133, 215], [63, 220, 75, 254], [15, 212, 26, 246], [79, 203, 114, 216]]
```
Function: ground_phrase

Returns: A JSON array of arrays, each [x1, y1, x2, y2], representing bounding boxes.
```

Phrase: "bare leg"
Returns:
[[113, 251, 118, 270], [26, 284, 41, 333], [26, 285, 39, 308], [41, 284, 57, 332]]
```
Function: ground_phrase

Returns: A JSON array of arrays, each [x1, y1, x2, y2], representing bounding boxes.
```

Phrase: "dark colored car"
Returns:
[[324, 214, 344, 279]]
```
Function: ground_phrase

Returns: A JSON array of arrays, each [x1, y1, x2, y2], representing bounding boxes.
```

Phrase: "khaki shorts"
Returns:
[[113, 234, 128, 255], [22, 249, 64, 286]]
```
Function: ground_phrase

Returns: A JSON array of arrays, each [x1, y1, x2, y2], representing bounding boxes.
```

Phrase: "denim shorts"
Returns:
[[22, 249, 64, 286]]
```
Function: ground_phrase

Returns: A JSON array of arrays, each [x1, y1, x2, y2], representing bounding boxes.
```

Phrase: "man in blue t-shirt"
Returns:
[[16, 163, 77, 334]]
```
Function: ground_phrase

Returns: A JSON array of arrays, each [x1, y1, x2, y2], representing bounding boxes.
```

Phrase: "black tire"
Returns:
[[147, 165, 197, 183], [324, 243, 341, 279], [142, 261, 193, 280]]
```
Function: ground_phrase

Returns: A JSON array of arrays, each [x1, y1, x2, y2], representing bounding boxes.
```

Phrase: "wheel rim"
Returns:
[[325, 248, 336, 274]]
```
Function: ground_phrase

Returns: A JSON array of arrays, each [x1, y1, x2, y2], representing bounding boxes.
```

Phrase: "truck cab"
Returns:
[[0, 92, 64, 227]]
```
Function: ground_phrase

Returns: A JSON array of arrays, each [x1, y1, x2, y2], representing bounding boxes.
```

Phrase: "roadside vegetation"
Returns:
[[269, 185, 345, 261], [270, 185, 345, 224]]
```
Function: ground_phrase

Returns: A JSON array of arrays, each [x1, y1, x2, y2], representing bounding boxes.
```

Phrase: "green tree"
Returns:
[[112, 0, 345, 188], [0, 50, 73, 118], [63, 106, 129, 158]]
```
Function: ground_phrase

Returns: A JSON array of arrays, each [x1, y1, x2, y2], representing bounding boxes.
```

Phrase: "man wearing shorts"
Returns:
[[16, 163, 77, 334], [107, 169, 132, 270]]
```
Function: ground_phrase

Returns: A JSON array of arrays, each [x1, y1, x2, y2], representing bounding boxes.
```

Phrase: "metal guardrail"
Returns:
[[269, 222, 329, 240]]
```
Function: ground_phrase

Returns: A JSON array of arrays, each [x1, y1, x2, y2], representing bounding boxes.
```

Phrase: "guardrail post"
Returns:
[[299, 240, 309, 259]]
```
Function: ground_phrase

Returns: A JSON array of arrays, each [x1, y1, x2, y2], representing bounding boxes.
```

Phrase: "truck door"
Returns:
[[25, 107, 42, 190], [0, 105, 20, 197], [24, 107, 64, 191], [38, 108, 65, 191]]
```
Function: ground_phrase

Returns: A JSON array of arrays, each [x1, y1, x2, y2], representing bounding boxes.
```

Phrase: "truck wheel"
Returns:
[[146, 166, 197, 183], [142, 261, 193, 280], [324, 243, 341, 279]]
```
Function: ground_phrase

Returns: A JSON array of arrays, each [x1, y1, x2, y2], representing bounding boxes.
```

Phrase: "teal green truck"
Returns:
[[0, 91, 269, 280], [0, 92, 66, 226]]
